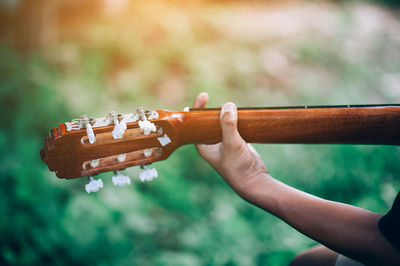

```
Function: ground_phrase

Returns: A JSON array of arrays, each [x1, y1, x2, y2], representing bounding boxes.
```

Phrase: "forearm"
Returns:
[[191, 94, 399, 264], [239, 173, 400, 265]]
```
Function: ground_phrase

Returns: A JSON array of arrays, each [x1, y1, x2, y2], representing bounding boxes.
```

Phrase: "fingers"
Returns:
[[193, 92, 209, 108], [220, 102, 244, 150], [196, 143, 221, 162], [193, 92, 214, 160]]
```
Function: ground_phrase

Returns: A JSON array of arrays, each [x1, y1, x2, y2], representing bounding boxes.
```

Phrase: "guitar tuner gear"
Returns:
[[85, 176, 104, 193], [65, 121, 80, 131], [64, 111, 142, 133]]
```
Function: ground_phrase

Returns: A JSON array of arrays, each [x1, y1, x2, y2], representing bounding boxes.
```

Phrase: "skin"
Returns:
[[193, 92, 400, 266]]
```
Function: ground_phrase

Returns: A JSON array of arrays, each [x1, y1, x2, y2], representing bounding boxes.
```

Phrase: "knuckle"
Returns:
[[223, 118, 236, 127], [223, 139, 245, 154], [221, 112, 236, 126]]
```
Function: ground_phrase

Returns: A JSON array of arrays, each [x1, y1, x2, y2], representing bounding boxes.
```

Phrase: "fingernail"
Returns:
[[199, 92, 208, 99], [221, 102, 237, 120]]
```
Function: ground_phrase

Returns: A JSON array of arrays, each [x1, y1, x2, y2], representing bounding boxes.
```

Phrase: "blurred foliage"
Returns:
[[1, 0, 400, 265], [370, 0, 400, 7]]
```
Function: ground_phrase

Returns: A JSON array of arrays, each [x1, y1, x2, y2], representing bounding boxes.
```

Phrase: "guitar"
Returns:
[[40, 104, 400, 192]]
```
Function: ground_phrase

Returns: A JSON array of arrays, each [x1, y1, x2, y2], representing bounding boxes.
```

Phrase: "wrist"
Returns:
[[233, 171, 276, 204]]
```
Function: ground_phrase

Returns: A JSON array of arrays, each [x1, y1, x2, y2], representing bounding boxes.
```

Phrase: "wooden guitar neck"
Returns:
[[176, 104, 400, 145], [41, 104, 400, 181]]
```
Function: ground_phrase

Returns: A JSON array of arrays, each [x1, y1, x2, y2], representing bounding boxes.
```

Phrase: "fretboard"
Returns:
[[176, 104, 400, 145]]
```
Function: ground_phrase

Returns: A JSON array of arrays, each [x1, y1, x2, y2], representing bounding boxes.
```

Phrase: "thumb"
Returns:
[[220, 102, 243, 149]]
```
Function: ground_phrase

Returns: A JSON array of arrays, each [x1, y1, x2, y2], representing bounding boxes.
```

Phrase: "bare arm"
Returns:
[[246, 174, 399, 265], [193, 92, 400, 266]]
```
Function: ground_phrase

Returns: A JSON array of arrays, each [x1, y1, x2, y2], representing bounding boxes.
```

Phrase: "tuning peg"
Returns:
[[81, 115, 96, 144], [85, 176, 104, 193], [112, 170, 131, 187], [112, 120, 127, 139], [86, 124, 96, 144], [110, 112, 127, 139], [139, 165, 158, 182], [138, 120, 156, 135]]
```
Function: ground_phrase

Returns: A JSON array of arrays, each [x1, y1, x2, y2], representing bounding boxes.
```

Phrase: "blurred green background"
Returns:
[[1, 0, 400, 265]]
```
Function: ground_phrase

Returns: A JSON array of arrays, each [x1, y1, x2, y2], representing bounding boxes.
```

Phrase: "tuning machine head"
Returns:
[[42, 108, 178, 180], [85, 176, 104, 193], [112, 170, 131, 187], [139, 165, 158, 182]]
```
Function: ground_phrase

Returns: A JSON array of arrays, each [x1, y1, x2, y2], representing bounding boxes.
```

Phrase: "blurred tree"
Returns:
[[0, 0, 108, 51], [14, 0, 60, 51]]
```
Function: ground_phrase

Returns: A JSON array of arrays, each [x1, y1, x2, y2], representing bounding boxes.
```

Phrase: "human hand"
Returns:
[[193, 92, 269, 198]]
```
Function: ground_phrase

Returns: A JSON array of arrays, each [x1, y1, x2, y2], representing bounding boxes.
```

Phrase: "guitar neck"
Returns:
[[176, 104, 400, 145]]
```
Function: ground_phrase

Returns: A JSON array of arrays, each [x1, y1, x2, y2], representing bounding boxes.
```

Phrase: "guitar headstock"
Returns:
[[40, 107, 190, 192]]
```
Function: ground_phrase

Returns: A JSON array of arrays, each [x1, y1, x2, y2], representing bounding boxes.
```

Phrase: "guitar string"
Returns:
[[189, 104, 400, 111]]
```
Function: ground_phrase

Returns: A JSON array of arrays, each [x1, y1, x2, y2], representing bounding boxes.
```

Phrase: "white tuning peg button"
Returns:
[[112, 120, 127, 139], [112, 170, 131, 187], [138, 120, 156, 135], [85, 176, 104, 193], [139, 165, 158, 182], [86, 123, 96, 144]]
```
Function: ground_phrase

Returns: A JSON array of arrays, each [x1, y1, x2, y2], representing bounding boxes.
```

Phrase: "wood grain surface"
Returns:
[[41, 105, 400, 179]]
